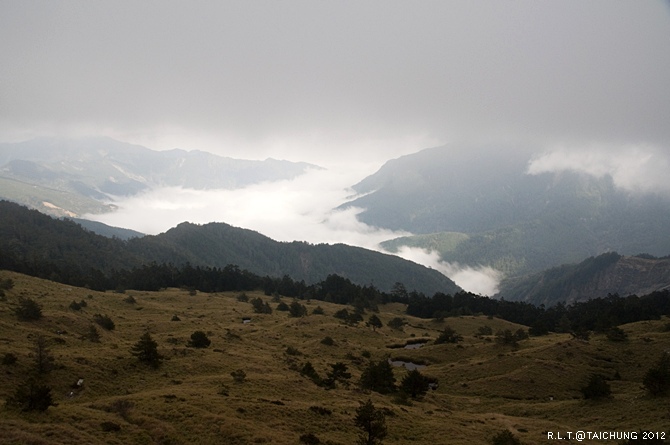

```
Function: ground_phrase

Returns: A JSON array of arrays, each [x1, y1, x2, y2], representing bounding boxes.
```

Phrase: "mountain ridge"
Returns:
[[0, 136, 321, 217], [497, 252, 670, 306], [0, 200, 459, 295], [344, 144, 670, 279]]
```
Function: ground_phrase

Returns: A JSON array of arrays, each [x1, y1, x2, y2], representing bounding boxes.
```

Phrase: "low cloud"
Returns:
[[86, 167, 501, 295], [392, 246, 502, 296], [85, 167, 409, 250], [527, 145, 670, 195]]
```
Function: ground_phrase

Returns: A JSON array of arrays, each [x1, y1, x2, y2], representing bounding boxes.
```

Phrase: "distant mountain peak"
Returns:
[[0, 136, 321, 218]]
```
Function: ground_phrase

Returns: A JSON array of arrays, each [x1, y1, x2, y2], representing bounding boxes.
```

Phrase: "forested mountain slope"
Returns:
[[497, 252, 670, 306], [0, 201, 459, 295], [345, 144, 670, 277]]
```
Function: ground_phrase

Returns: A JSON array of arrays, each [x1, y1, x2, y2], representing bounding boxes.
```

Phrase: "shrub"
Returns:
[[434, 325, 463, 344], [236, 292, 249, 302], [571, 328, 590, 341], [301, 362, 322, 385], [6, 379, 54, 412], [188, 331, 211, 348], [123, 295, 136, 304], [0, 278, 15, 290], [87, 324, 101, 343], [514, 329, 529, 341], [34, 335, 54, 374], [495, 329, 518, 347], [320, 336, 335, 346], [171, 315, 181, 321], [107, 399, 134, 419], [100, 421, 121, 432], [277, 302, 289, 311], [387, 317, 405, 331], [312, 306, 325, 315], [334, 308, 350, 320], [251, 297, 273, 314], [490, 430, 521, 445], [231, 369, 246, 383], [14, 297, 42, 321], [581, 374, 611, 400], [289, 301, 307, 318], [285, 346, 302, 356], [309, 405, 332, 415], [93, 314, 115, 331], [477, 325, 493, 336], [299, 433, 321, 444], [2, 352, 17, 365], [69, 300, 83, 311], [643, 353, 670, 396], [606, 326, 628, 342]]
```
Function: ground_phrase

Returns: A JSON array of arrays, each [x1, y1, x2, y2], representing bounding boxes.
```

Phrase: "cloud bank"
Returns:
[[87, 167, 409, 249], [392, 247, 502, 296], [87, 166, 503, 295], [527, 145, 670, 195]]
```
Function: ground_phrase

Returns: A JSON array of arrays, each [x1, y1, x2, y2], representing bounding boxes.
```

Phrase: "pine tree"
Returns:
[[354, 399, 387, 445], [400, 369, 431, 399], [130, 332, 163, 368], [360, 359, 396, 394]]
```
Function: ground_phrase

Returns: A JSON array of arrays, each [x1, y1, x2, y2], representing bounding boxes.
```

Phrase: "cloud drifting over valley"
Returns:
[[87, 167, 410, 249], [89, 168, 504, 295]]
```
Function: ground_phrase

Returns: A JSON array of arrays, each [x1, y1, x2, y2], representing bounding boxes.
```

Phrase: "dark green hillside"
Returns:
[[71, 218, 145, 240], [0, 201, 459, 295], [128, 221, 459, 294]]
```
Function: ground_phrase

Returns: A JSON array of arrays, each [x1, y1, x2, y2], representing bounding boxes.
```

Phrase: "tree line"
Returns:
[[4, 239, 670, 336]]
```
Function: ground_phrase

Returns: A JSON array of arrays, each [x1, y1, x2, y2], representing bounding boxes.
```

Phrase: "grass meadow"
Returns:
[[0, 271, 668, 444]]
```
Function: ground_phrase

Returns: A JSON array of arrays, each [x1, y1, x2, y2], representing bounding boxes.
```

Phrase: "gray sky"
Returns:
[[3, 1, 670, 295], [1, 1, 669, 167]]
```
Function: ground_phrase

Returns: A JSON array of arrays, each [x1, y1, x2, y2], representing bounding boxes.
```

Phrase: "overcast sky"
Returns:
[[3, 1, 670, 295], [1, 1, 669, 167]]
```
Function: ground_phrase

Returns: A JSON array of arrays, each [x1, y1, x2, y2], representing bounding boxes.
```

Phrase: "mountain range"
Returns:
[[2, 138, 670, 304], [343, 145, 670, 280], [0, 137, 319, 218], [0, 200, 459, 296]]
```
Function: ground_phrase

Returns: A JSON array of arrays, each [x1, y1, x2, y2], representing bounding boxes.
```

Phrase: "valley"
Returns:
[[1, 271, 669, 444]]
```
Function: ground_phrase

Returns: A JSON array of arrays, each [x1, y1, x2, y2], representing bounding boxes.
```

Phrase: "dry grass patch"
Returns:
[[1, 271, 669, 444]]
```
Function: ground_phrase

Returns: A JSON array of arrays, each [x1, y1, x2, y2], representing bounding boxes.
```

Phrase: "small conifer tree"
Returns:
[[354, 399, 387, 445], [130, 332, 163, 368]]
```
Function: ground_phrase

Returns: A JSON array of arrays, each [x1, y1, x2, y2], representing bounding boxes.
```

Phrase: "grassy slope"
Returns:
[[0, 271, 668, 445]]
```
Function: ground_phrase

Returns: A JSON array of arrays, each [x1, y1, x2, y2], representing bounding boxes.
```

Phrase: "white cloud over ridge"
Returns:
[[87, 166, 503, 296], [87, 167, 409, 249], [527, 145, 670, 195]]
